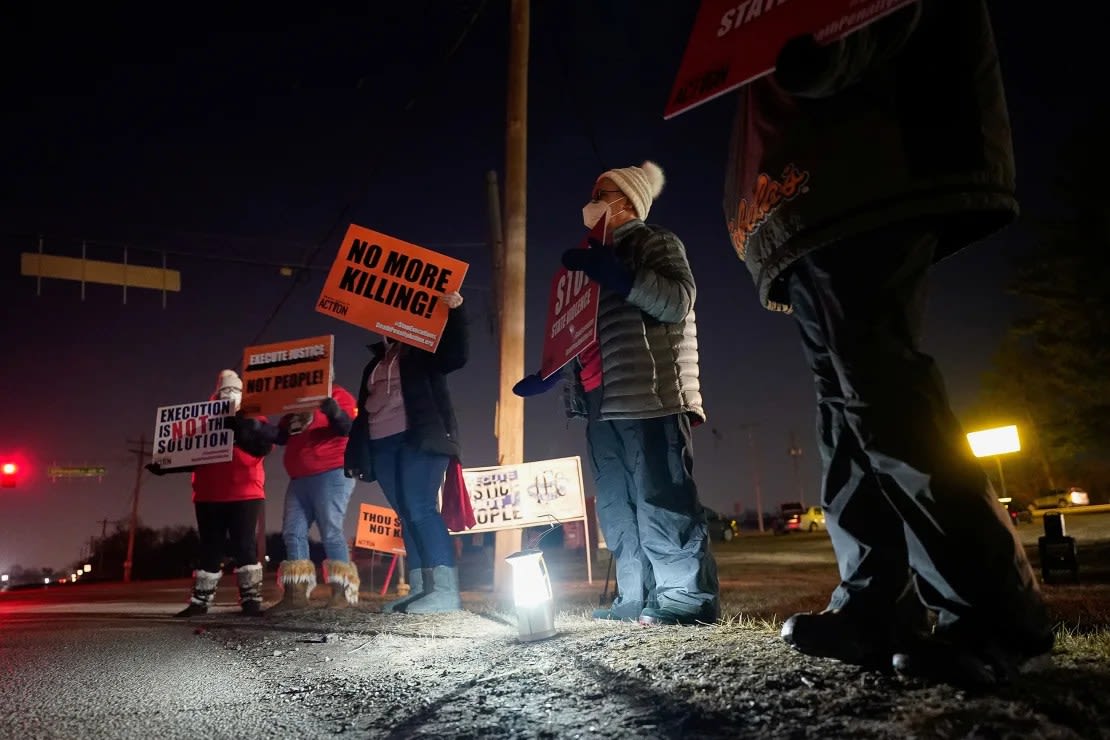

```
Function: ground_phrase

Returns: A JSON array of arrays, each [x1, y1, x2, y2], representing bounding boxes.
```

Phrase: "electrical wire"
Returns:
[[240, 0, 494, 358]]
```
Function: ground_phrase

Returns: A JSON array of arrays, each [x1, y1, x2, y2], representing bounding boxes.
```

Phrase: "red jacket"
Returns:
[[284, 386, 357, 479], [191, 417, 268, 503]]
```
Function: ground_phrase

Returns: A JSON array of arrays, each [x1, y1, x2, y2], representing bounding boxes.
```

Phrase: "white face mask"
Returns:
[[217, 386, 242, 412], [582, 200, 609, 229]]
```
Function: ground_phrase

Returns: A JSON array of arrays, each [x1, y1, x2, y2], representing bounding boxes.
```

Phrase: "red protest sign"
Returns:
[[539, 218, 606, 380], [664, 0, 916, 119]]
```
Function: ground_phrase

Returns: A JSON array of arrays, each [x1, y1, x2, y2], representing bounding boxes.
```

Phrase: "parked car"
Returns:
[[798, 506, 826, 532], [1030, 487, 1090, 510], [776, 502, 806, 534], [999, 497, 1033, 525], [704, 508, 739, 542]]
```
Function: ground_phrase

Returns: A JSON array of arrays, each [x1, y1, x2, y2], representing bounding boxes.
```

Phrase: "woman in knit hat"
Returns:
[[515, 161, 719, 626]]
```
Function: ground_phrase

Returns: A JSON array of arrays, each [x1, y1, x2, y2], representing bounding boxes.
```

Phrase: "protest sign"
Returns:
[[539, 217, 605, 380], [240, 335, 333, 417], [354, 503, 406, 555], [463, 457, 588, 532], [461, 456, 592, 582], [315, 224, 469, 351], [664, 0, 916, 119], [151, 399, 235, 468]]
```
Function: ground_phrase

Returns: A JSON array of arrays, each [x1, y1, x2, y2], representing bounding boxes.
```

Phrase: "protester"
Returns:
[[721, 0, 1053, 686], [515, 161, 719, 626], [264, 380, 359, 612], [148, 369, 271, 617], [344, 291, 468, 614]]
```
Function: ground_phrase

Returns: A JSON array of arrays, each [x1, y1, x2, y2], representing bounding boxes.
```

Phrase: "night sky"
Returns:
[[0, 2, 1096, 572]]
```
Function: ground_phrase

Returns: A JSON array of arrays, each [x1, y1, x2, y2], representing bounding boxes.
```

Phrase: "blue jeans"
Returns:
[[372, 433, 454, 570], [282, 468, 356, 562]]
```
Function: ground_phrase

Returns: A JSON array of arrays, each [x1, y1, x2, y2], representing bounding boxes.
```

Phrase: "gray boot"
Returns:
[[383, 569, 427, 614], [236, 563, 264, 616], [406, 566, 462, 614], [176, 569, 221, 617]]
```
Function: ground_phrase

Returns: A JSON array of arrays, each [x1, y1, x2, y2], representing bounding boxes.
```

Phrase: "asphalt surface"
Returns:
[[2, 509, 1108, 739], [1, 610, 322, 740]]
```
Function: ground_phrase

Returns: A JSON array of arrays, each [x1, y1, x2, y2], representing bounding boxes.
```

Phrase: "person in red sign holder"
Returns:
[[721, 1, 1052, 687], [343, 291, 469, 614], [260, 381, 360, 612], [515, 161, 719, 626], [147, 370, 272, 617]]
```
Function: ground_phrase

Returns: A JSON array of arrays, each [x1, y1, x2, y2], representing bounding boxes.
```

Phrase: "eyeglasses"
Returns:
[[592, 189, 622, 202]]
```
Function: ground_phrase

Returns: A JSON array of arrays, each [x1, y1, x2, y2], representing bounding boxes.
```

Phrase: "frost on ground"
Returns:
[[193, 584, 1110, 740]]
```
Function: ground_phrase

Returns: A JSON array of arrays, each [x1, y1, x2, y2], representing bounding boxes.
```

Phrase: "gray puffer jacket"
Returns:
[[564, 220, 705, 423]]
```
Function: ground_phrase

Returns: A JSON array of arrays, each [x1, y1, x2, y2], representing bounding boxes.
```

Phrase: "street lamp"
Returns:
[[505, 549, 556, 642], [967, 425, 1021, 500]]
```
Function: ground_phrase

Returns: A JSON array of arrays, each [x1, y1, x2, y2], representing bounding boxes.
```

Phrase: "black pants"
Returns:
[[786, 222, 1046, 641], [194, 500, 263, 573], [585, 389, 719, 616]]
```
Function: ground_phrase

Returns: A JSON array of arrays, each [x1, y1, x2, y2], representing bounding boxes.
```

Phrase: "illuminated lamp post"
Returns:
[[966, 424, 1021, 500], [505, 549, 556, 642]]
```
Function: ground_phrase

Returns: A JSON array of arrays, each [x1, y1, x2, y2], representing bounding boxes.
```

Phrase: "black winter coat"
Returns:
[[343, 304, 468, 482], [723, 0, 1018, 312]]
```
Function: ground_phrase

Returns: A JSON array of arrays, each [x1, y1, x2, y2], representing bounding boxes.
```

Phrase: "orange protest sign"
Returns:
[[355, 503, 406, 555], [315, 224, 469, 351], [240, 335, 334, 416]]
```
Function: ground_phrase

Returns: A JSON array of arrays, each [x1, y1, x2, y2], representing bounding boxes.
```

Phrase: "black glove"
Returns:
[[512, 372, 562, 398], [320, 396, 341, 420], [222, 415, 241, 433], [773, 34, 836, 94], [278, 413, 295, 433], [145, 462, 166, 476], [561, 243, 633, 297]]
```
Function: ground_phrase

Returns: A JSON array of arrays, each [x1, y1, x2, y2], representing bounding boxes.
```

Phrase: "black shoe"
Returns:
[[174, 603, 209, 618], [781, 610, 899, 667], [892, 629, 1054, 689], [240, 601, 264, 617], [637, 604, 717, 626]]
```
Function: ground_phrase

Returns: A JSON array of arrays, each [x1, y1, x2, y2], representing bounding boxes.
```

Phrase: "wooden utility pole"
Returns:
[[123, 435, 149, 583], [96, 517, 110, 573], [741, 424, 765, 533], [492, 0, 529, 595]]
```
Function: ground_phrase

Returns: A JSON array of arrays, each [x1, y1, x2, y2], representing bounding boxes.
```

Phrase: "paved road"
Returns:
[[1, 610, 323, 739]]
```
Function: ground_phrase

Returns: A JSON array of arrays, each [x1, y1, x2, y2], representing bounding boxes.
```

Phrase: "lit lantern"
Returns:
[[505, 549, 556, 642]]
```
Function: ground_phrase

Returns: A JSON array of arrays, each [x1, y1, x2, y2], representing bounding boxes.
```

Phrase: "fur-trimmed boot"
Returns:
[[323, 559, 360, 608], [383, 569, 426, 614], [236, 562, 264, 616], [266, 559, 316, 614], [406, 565, 462, 614], [176, 569, 222, 617]]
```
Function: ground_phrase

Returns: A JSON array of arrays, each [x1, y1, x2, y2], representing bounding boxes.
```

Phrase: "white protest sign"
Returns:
[[152, 399, 235, 468], [462, 456, 587, 532], [460, 456, 592, 583]]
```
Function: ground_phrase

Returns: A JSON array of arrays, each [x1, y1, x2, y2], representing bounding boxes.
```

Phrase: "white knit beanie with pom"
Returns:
[[597, 160, 666, 220]]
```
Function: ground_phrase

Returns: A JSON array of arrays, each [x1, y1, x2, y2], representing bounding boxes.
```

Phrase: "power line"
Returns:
[[239, 1, 494, 357]]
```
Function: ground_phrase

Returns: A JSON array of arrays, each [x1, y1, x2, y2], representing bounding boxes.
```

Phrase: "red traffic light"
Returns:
[[1, 463, 16, 475]]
